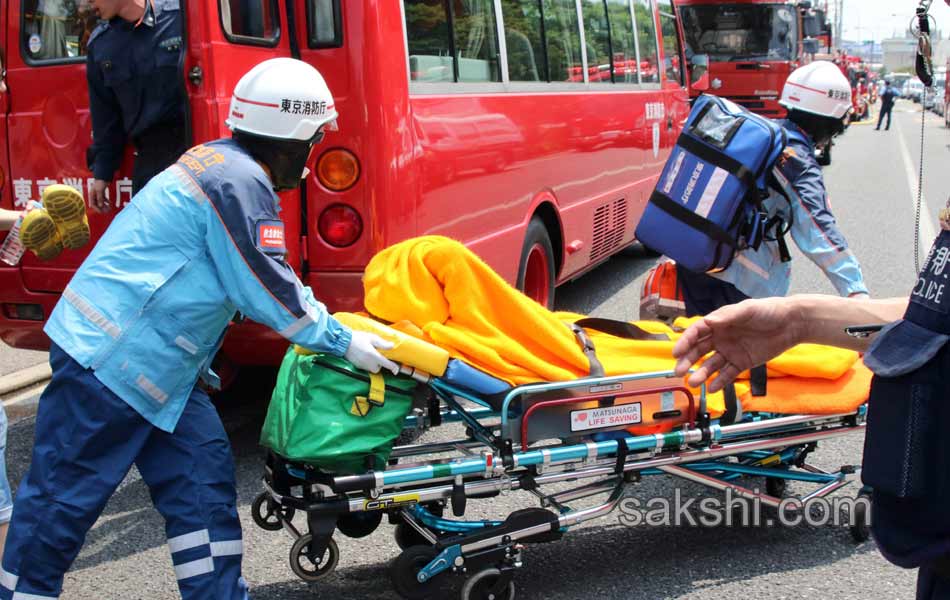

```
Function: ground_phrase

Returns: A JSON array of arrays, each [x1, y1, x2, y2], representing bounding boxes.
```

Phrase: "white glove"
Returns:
[[344, 330, 399, 375]]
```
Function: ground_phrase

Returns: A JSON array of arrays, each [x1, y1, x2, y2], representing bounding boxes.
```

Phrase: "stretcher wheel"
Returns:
[[765, 477, 787, 498], [337, 511, 383, 538], [849, 490, 872, 543], [390, 545, 451, 600], [395, 522, 433, 550], [289, 534, 339, 582], [460, 568, 516, 600], [251, 492, 295, 531]]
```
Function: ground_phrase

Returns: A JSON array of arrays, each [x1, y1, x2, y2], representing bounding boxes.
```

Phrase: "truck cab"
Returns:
[[675, 0, 819, 117]]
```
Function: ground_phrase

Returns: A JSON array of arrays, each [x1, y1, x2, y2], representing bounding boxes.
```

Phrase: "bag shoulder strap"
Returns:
[[677, 134, 757, 191], [647, 190, 738, 249]]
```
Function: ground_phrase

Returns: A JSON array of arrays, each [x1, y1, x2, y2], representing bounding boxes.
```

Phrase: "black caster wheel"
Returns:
[[251, 492, 295, 531], [289, 534, 339, 582], [337, 511, 383, 539], [849, 490, 872, 543], [765, 476, 787, 498], [460, 568, 516, 600], [395, 522, 434, 550], [390, 545, 452, 600]]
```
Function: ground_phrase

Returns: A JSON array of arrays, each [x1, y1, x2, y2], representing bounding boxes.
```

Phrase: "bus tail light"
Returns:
[[318, 204, 362, 247], [316, 149, 360, 191]]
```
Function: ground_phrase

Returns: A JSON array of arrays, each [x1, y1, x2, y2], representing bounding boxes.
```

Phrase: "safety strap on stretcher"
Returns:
[[566, 318, 670, 378]]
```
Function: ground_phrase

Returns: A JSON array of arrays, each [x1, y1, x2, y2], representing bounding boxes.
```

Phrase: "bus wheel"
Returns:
[[517, 218, 555, 309]]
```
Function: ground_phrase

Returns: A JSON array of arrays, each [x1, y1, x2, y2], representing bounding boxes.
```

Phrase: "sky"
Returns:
[[840, 0, 950, 42]]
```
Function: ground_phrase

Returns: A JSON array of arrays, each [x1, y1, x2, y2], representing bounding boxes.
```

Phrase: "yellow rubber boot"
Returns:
[[19, 209, 64, 261], [42, 184, 89, 250]]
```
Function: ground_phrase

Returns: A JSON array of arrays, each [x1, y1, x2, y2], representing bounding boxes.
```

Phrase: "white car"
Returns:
[[904, 79, 925, 102]]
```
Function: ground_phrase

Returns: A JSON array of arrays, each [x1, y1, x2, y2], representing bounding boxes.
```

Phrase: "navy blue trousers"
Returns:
[[675, 264, 750, 317], [918, 565, 950, 599], [0, 344, 250, 599]]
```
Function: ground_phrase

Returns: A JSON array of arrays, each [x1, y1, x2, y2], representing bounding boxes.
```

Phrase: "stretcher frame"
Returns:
[[252, 368, 868, 600]]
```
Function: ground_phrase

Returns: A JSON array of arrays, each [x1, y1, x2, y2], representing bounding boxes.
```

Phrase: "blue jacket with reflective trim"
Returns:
[[710, 120, 869, 299], [45, 139, 353, 432]]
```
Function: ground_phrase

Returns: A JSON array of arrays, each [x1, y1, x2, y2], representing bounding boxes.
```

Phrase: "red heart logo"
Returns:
[[577, 413, 588, 422]]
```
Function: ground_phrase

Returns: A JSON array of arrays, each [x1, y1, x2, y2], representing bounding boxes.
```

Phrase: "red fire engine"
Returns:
[[675, 0, 832, 117]]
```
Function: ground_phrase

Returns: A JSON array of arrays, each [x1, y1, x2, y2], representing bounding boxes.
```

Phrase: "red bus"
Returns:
[[675, 0, 814, 117], [0, 0, 699, 369]]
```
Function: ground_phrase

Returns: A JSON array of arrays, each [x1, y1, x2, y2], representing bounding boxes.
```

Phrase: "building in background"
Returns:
[[883, 34, 950, 74]]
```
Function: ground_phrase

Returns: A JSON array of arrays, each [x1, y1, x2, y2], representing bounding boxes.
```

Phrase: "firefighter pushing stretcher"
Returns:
[[0, 58, 397, 600]]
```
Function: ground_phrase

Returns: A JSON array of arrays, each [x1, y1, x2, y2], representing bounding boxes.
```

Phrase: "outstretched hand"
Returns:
[[672, 298, 804, 392]]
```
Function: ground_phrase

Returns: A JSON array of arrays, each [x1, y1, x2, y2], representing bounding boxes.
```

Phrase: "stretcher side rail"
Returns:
[[261, 412, 865, 517]]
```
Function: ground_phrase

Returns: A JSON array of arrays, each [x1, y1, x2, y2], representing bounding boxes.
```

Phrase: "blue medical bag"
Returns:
[[635, 95, 787, 273]]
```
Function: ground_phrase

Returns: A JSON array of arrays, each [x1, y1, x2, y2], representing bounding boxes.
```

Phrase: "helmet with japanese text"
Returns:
[[779, 61, 852, 120], [226, 58, 338, 191]]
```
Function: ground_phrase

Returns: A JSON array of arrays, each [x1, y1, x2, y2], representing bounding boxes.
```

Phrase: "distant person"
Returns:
[[877, 79, 900, 131], [85, 0, 187, 211]]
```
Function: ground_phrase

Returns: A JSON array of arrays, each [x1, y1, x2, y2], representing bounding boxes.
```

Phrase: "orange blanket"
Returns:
[[363, 236, 869, 417]]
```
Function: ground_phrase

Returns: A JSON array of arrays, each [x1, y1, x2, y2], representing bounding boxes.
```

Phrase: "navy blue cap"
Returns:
[[863, 231, 950, 377]]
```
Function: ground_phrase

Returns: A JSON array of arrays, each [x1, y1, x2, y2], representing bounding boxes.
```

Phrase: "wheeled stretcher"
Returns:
[[252, 361, 869, 600]]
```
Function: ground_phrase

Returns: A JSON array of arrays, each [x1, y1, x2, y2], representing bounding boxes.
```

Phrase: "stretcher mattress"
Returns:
[[356, 236, 870, 418]]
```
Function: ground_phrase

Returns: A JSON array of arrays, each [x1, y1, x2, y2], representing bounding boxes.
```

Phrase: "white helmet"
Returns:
[[226, 57, 338, 142], [779, 61, 852, 120], [226, 58, 338, 190]]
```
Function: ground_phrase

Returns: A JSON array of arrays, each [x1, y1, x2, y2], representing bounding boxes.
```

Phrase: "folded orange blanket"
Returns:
[[363, 236, 870, 417]]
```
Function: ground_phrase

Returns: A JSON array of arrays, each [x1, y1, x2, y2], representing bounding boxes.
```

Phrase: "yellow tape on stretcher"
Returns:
[[333, 312, 450, 376]]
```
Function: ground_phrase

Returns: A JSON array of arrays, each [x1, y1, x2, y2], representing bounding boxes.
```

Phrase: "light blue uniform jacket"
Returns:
[[45, 139, 352, 432]]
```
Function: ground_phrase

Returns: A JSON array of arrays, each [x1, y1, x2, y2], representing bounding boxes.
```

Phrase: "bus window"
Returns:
[[656, 0, 682, 85], [606, 0, 637, 84], [405, 1, 454, 82], [22, 0, 98, 62], [501, 0, 546, 82], [542, 0, 583, 82], [582, 0, 611, 83], [307, 0, 342, 48], [219, 0, 280, 45], [633, 0, 659, 83], [453, 0, 501, 82], [405, 0, 501, 83]]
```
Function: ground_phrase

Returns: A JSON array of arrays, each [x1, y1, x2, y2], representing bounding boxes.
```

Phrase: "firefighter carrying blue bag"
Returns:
[[635, 93, 788, 274], [637, 61, 869, 319]]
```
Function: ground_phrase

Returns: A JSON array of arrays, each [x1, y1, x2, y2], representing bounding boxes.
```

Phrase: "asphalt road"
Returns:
[[3, 100, 944, 599]]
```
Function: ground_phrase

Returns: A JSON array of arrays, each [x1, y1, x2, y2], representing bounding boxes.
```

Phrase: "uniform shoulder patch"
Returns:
[[256, 220, 287, 257]]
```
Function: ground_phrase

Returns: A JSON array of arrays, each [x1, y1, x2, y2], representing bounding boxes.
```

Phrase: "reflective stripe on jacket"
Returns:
[[45, 139, 352, 432]]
